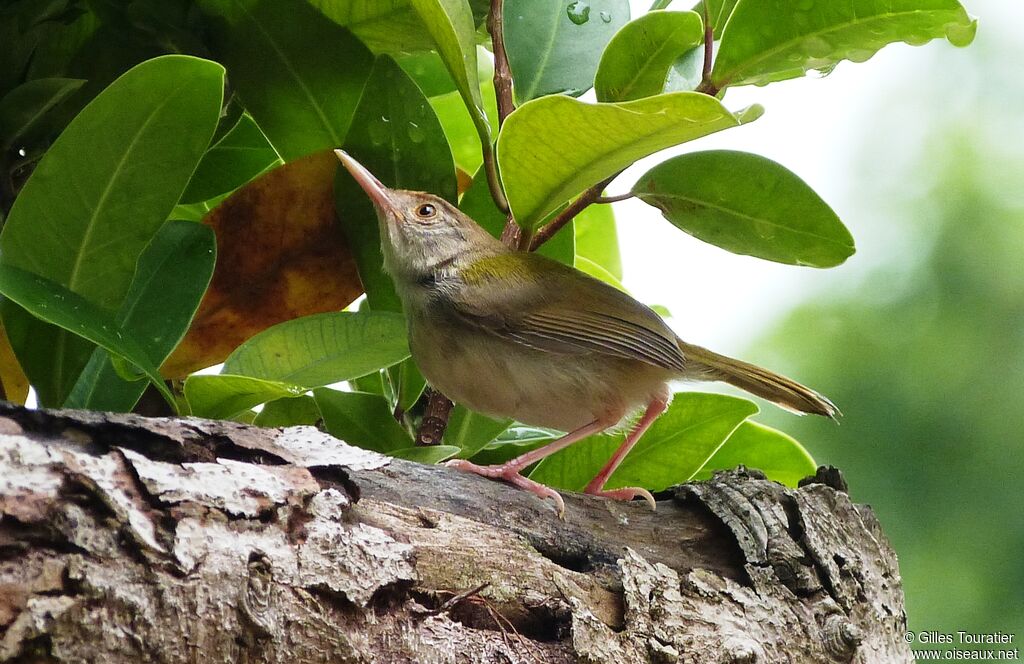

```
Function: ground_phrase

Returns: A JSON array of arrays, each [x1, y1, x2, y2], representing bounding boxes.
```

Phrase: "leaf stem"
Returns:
[[528, 173, 619, 251], [695, 2, 720, 96], [489, 0, 521, 245], [593, 191, 634, 204]]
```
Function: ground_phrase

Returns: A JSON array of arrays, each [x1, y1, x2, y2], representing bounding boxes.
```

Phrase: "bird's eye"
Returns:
[[415, 203, 437, 219]]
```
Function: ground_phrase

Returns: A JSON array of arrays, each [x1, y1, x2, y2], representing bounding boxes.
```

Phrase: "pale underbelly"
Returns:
[[409, 319, 671, 432]]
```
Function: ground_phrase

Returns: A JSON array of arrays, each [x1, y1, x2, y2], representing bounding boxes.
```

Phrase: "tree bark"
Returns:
[[0, 402, 912, 663]]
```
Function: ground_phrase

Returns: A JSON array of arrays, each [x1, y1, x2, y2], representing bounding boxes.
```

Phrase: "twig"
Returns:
[[489, 0, 515, 126], [593, 191, 634, 204], [528, 173, 619, 251], [415, 387, 454, 446], [490, 0, 522, 247], [695, 2, 720, 96]]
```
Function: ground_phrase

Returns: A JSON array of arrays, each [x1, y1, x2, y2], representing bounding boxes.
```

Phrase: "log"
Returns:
[[0, 402, 912, 663]]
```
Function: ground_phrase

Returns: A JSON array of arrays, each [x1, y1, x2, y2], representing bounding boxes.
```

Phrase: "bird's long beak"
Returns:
[[334, 149, 393, 210]]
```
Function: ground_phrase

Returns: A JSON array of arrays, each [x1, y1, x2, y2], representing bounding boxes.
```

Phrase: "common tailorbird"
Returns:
[[335, 150, 837, 516]]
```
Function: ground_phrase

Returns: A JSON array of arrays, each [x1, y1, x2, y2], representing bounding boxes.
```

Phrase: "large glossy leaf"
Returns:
[[692, 420, 817, 488], [314, 388, 412, 453], [0, 55, 223, 405], [64, 221, 216, 411], [0, 265, 175, 407], [444, 406, 513, 459], [309, 0, 489, 53], [407, 0, 490, 146], [184, 374, 305, 419], [711, 0, 976, 88], [181, 114, 281, 204], [574, 203, 621, 280], [200, 0, 373, 161], [594, 10, 703, 102], [504, 0, 629, 102], [498, 92, 760, 229], [223, 311, 410, 387], [693, 0, 740, 39], [426, 51, 500, 175], [632, 150, 854, 267], [0, 77, 84, 151], [253, 395, 322, 428], [335, 56, 457, 313], [392, 445, 461, 463], [530, 392, 757, 491], [164, 151, 362, 378]]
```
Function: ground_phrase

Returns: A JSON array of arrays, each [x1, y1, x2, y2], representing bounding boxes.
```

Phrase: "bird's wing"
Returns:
[[448, 252, 686, 372]]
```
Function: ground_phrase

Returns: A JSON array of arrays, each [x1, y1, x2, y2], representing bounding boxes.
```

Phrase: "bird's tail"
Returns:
[[678, 340, 839, 418]]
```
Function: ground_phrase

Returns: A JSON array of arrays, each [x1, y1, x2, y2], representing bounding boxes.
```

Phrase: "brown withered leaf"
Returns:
[[162, 150, 362, 378], [0, 321, 29, 404]]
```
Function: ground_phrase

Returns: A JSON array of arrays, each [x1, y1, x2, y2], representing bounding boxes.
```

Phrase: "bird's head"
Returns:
[[335, 150, 500, 283]]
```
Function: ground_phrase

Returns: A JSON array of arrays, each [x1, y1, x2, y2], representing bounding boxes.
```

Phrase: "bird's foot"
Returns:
[[582, 483, 657, 511], [445, 459, 566, 517]]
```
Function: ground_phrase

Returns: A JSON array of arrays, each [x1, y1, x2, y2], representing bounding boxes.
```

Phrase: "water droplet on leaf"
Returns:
[[408, 122, 425, 143], [599, 11, 611, 23], [566, 1, 590, 25]]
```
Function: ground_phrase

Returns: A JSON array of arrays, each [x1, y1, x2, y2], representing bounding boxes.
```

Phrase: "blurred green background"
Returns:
[[748, 0, 1024, 645]]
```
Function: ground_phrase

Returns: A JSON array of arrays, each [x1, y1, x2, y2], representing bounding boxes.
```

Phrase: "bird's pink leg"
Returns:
[[446, 417, 614, 516], [582, 394, 669, 510]]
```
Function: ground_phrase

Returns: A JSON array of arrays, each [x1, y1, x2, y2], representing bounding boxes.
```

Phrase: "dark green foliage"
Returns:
[[0, 0, 975, 499]]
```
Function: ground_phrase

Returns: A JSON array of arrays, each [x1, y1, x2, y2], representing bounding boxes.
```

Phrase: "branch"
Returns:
[[695, 2, 720, 97], [528, 173, 619, 251], [0, 402, 916, 663], [490, 0, 522, 248]]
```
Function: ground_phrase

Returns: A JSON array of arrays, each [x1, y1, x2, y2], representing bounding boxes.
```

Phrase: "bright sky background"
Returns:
[[615, 0, 965, 355]]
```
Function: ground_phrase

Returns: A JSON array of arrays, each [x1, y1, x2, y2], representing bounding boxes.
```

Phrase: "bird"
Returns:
[[335, 149, 837, 516]]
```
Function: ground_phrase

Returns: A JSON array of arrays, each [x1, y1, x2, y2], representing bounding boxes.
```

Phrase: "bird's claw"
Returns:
[[445, 459, 566, 517], [584, 485, 657, 511]]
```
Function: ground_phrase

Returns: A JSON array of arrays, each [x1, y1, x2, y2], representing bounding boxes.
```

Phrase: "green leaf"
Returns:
[[574, 202, 621, 280], [335, 55, 457, 313], [0, 77, 84, 150], [691, 420, 817, 488], [530, 392, 757, 492], [444, 406, 513, 459], [594, 10, 703, 102], [693, 0, 740, 39], [184, 374, 305, 419], [392, 445, 461, 464], [253, 395, 322, 427], [575, 256, 627, 292], [0, 55, 223, 405], [393, 360, 428, 415], [0, 265, 176, 408], [711, 0, 977, 88], [310, 0, 434, 54], [200, 0, 374, 161], [181, 115, 282, 204], [223, 311, 410, 387], [428, 67, 499, 174], [64, 221, 217, 411], [314, 388, 412, 453], [335, 56, 454, 411], [632, 150, 854, 267], [504, 0, 630, 103], [458, 166, 575, 265], [498, 92, 760, 229], [407, 0, 491, 146]]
